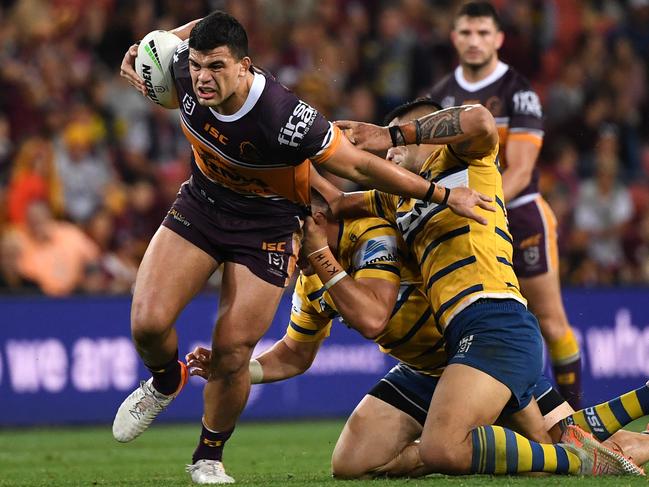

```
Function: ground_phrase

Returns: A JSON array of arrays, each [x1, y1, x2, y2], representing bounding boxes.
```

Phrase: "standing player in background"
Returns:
[[429, 2, 582, 408], [112, 11, 491, 485]]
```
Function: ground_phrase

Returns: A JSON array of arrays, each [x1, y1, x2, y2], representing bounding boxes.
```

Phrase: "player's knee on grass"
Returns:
[[419, 438, 471, 474], [331, 441, 377, 479]]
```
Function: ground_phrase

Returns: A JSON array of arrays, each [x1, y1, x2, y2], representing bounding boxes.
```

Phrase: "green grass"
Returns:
[[1, 419, 649, 486]]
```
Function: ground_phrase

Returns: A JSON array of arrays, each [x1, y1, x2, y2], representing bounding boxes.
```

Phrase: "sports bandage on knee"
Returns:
[[249, 359, 263, 384]]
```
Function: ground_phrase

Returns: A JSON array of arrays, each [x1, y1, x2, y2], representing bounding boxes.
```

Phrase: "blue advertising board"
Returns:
[[0, 289, 648, 426]]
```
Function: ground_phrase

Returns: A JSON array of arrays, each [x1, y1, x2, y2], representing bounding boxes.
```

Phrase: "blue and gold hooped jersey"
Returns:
[[365, 144, 526, 332], [288, 217, 447, 376]]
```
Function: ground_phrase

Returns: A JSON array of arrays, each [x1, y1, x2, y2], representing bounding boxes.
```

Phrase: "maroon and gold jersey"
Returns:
[[171, 40, 342, 217], [428, 62, 543, 206]]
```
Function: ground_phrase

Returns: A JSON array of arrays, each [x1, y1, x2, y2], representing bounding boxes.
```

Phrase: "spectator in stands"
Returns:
[[55, 122, 113, 224], [14, 200, 100, 296], [7, 136, 63, 225], [573, 126, 634, 284]]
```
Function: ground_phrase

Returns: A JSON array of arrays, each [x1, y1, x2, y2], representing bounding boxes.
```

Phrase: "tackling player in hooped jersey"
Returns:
[[329, 99, 643, 476], [113, 11, 496, 485], [428, 1, 582, 409]]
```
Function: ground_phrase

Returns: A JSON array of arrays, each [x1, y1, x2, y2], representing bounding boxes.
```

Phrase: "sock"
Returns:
[[548, 328, 582, 409], [146, 351, 181, 395], [470, 425, 581, 474], [192, 422, 234, 464], [560, 383, 649, 441]]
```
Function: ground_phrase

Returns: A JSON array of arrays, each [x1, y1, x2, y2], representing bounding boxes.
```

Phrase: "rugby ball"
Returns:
[[135, 30, 181, 109]]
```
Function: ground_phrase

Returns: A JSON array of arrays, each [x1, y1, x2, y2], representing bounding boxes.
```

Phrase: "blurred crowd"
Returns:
[[0, 0, 648, 296]]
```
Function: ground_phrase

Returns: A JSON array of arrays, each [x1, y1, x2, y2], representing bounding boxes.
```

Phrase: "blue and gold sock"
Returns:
[[192, 422, 234, 463], [548, 328, 582, 409], [470, 425, 581, 474], [560, 382, 649, 441]]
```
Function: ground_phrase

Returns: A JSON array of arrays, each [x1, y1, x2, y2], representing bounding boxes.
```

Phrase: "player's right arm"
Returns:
[[120, 19, 202, 95]]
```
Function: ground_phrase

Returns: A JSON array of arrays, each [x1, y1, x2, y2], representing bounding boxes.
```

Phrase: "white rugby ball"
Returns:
[[135, 30, 181, 109]]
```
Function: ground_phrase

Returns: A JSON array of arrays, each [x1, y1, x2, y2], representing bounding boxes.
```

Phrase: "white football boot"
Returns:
[[112, 361, 188, 442], [186, 460, 235, 484]]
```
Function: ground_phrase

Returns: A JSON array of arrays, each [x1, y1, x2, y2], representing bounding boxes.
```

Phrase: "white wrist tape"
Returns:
[[249, 359, 263, 384], [324, 270, 348, 291]]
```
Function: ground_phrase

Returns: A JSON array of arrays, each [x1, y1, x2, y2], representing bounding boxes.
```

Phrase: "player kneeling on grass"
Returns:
[[187, 190, 646, 477]]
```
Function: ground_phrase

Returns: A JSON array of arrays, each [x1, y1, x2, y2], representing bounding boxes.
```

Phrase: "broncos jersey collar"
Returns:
[[454, 61, 509, 93], [208, 71, 266, 122]]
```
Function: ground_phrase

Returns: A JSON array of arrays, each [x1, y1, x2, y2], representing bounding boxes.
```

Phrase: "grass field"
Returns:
[[2, 419, 649, 486]]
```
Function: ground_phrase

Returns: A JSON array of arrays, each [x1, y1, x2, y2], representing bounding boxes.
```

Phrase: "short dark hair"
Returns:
[[383, 97, 442, 125], [189, 11, 249, 59], [455, 2, 501, 30]]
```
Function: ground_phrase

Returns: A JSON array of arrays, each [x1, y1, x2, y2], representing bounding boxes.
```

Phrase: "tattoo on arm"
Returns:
[[418, 107, 464, 142], [313, 254, 341, 277]]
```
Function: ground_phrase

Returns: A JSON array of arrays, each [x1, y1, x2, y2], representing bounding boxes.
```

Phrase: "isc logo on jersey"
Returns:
[[278, 102, 317, 147], [354, 236, 399, 269], [135, 30, 182, 109]]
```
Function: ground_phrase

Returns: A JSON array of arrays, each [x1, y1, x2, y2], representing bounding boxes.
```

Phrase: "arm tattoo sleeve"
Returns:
[[417, 107, 464, 142]]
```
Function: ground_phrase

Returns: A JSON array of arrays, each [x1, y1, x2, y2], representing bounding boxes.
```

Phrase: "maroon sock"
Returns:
[[146, 351, 181, 395], [553, 358, 582, 410], [192, 424, 234, 463]]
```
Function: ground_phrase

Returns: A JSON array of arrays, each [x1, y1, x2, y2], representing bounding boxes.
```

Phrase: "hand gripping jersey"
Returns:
[[429, 62, 544, 207], [171, 40, 342, 217], [365, 145, 526, 331], [288, 217, 446, 377]]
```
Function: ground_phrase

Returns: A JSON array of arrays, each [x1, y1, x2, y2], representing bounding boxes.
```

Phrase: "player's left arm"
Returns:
[[502, 136, 541, 201], [302, 215, 398, 339], [185, 335, 321, 383], [337, 104, 498, 159]]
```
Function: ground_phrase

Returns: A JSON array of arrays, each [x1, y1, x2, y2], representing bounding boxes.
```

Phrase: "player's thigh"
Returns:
[[519, 269, 571, 341], [332, 395, 422, 478], [131, 226, 219, 333], [422, 363, 511, 444], [211, 262, 285, 360]]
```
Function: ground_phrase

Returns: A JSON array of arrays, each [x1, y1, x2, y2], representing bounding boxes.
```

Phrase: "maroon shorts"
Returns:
[[162, 182, 302, 287], [507, 195, 558, 278]]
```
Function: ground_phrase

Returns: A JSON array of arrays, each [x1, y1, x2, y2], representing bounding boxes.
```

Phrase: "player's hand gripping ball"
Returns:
[[135, 30, 182, 109]]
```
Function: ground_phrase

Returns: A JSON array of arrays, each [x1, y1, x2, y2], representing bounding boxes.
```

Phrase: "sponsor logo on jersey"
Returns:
[[278, 101, 317, 147], [523, 246, 540, 266], [168, 208, 190, 227], [519, 233, 541, 250], [512, 90, 542, 118], [456, 334, 474, 355], [262, 242, 286, 252], [196, 148, 270, 191], [268, 252, 285, 269], [203, 123, 228, 145], [183, 93, 196, 115], [355, 236, 398, 269]]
